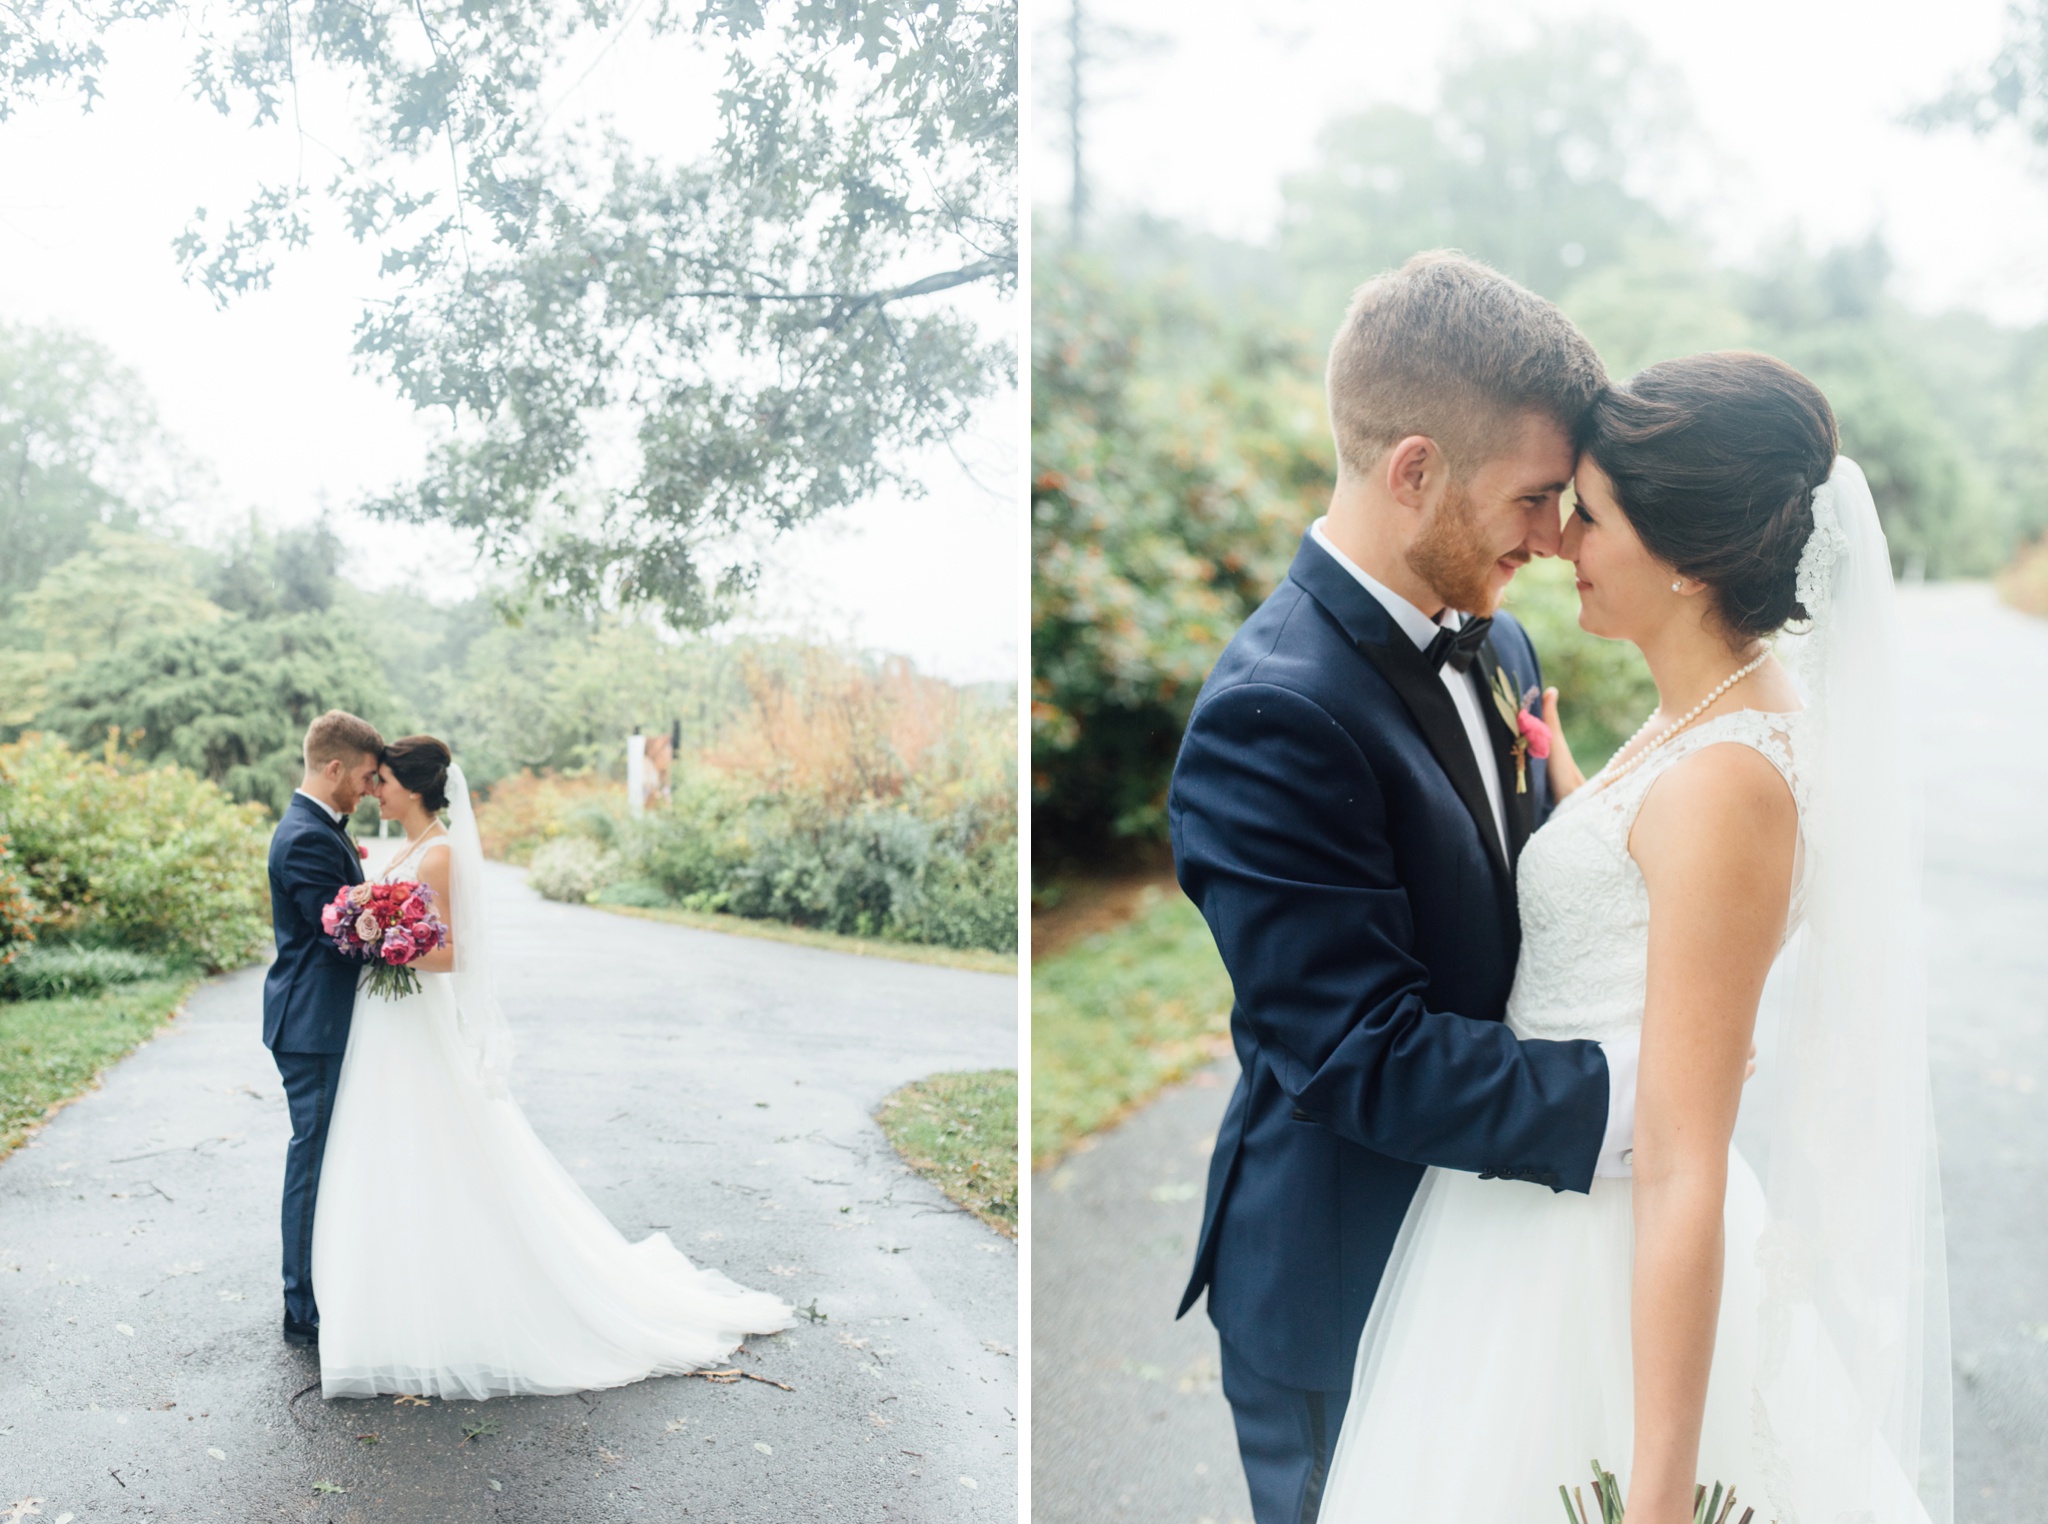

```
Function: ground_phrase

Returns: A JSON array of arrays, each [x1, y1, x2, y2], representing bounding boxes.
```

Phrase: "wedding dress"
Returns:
[[1319, 460, 1950, 1524], [310, 766, 791, 1400], [1320, 710, 1799, 1518]]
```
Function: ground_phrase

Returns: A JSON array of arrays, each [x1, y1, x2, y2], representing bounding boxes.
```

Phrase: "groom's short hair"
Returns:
[[1326, 251, 1606, 479], [303, 710, 384, 771]]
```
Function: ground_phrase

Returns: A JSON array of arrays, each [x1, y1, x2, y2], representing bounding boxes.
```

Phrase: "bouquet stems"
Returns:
[[1558, 1461, 1759, 1524], [361, 961, 425, 1001]]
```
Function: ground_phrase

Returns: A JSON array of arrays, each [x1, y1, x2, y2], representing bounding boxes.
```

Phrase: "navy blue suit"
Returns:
[[1170, 534, 1612, 1523], [264, 792, 364, 1327]]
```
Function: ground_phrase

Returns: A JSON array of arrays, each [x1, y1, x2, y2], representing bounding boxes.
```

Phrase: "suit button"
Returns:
[[1478, 1169, 1498, 1180]]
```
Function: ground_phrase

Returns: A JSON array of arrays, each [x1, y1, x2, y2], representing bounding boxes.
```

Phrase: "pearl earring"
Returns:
[[1671, 581, 1683, 592]]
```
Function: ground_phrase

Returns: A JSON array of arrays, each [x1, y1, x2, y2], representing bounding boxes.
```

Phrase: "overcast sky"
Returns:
[[1043, 0, 2048, 324], [0, 16, 1019, 685]]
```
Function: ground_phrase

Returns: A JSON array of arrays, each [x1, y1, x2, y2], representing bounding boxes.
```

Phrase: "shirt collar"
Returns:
[[293, 788, 345, 825], [1308, 518, 1464, 653]]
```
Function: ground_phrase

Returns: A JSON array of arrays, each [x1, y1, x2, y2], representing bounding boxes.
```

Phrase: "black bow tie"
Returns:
[[1423, 615, 1492, 674]]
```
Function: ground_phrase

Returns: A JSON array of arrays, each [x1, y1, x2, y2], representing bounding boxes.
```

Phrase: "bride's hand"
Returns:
[[1541, 687, 1585, 798]]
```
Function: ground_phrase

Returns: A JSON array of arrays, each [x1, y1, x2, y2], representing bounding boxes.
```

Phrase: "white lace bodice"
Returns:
[[1507, 709, 1808, 1044], [377, 828, 448, 887]]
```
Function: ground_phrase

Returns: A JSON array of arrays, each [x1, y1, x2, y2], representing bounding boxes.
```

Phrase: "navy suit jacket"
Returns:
[[263, 793, 365, 1054], [1170, 533, 1613, 1391]]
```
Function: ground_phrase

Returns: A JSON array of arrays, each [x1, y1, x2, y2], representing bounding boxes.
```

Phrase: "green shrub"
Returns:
[[1, 944, 171, 1001], [0, 734, 271, 971], [0, 837, 38, 969], [527, 836, 619, 904], [616, 786, 1017, 952]]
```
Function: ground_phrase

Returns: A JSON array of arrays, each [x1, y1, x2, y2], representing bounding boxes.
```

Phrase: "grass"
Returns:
[[587, 900, 1017, 975], [874, 1069, 1018, 1237], [0, 975, 201, 1157], [1030, 885, 1235, 1169]]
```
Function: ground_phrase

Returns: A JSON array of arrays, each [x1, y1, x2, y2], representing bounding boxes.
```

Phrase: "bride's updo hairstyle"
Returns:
[[380, 735, 453, 813], [1580, 352, 1838, 642]]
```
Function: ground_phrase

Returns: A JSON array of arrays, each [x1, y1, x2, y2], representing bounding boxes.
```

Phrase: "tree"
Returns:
[[35, 613, 398, 812], [2, 0, 1016, 626], [1278, 19, 1686, 320], [0, 322, 192, 608], [0, 528, 224, 725], [205, 518, 343, 618]]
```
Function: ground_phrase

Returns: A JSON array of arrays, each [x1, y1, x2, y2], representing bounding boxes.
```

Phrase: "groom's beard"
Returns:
[[1407, 482, 1512, 617]]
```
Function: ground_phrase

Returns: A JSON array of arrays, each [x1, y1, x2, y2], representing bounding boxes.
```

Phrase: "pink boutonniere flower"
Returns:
[[1489, 671, 1550, 794]]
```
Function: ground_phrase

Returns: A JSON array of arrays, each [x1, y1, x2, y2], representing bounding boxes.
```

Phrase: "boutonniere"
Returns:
[[356, 842, 370, 860], [1489, 672, 1552, 794]]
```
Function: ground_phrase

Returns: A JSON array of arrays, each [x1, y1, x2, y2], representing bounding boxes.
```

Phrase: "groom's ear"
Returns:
[[1385, 434, 1445, 510]]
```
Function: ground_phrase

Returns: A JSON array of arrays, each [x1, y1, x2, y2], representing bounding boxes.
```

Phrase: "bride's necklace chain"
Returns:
[[1589, 649, 1771, 795], [383, 821, 446, 880]]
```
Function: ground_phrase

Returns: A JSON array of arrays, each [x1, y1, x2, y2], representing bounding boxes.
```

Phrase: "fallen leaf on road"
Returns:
[[114, 1324, 135, 1337], [959, 1477, 978, 1490], [754, 1442, 773, 1455], [3, 1499, 44, 1523], [598, 1448, 623, 1463], [461, 1420, 499, 1444], [487, 1480, 502, 1493], [665, 1419, 688, 1432], [311, 1480, 347, 1495], [393, 1395, 429, 1407], [164, 1262, 203, 1277], [355, 1433, 379, 1446], [206, 1448, 225, 1460], [766, 1265, 800, 1277], [217, 1291, 243, 1302], [983, 1341, 1013, 1356]]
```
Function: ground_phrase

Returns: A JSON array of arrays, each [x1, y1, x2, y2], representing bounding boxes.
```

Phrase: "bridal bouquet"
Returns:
[[322, 882, 447, 1000], [1558, 1461, 1760, 1524]]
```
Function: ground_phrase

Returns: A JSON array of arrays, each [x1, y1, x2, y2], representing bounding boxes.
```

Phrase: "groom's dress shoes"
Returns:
[[282, 1314, 320, 1348]]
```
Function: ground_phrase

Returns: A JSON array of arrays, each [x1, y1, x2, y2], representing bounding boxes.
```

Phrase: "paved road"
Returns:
[[1031, 583, 2048, 1524], [0, 864, 1018, 1521]]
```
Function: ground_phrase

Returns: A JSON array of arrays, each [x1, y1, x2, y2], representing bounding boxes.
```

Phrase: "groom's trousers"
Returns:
[[274, 1049, 345, 1327], [1220, 1334, 1352, 1524]]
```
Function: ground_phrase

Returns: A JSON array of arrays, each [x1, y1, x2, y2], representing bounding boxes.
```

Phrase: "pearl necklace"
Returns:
[[1587, 649, 1771, 795]]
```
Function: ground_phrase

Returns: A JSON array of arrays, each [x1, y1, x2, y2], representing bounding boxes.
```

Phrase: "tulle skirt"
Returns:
[[310, 972, 791, 1400], [1319, 1152, 1766, 1522]]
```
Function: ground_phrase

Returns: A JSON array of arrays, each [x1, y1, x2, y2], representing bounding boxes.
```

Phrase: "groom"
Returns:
[[1171, 253, 1637, 1523], [264, 709, 383, 1348]]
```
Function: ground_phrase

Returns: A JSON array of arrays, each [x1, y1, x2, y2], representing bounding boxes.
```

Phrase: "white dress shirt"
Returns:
[[294, 788, 345, 824], [1308, 520, 1637, 1178]]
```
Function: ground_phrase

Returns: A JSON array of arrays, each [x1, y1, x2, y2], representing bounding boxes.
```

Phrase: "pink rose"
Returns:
[[348, 882, 374, 908], [321, 902, 347, 935], [1517, 708, 1552, 761], [354, 908, 381, 943], [380, 928, 417, 965], [400, 895, 429, 925]]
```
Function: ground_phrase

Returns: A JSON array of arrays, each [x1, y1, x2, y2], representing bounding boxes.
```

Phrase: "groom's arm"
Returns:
[[1171, 680, 1609, 1193], [277, 828, 354, 935]]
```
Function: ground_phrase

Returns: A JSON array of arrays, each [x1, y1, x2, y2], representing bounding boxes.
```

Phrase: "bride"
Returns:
[[310, 736, 792, 1400], [1320, 354, 1950, 1522]]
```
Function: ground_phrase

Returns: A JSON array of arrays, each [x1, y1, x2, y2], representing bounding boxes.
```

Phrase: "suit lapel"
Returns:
[[1473, 646, 1535, 866], [1288, 537, 1513, 893], [291, 793, 364, 884]]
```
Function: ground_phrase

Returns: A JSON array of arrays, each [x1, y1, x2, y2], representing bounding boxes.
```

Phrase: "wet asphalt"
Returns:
[[0, 862, 1019, 1522], [1030, 582, 2048, 1524]]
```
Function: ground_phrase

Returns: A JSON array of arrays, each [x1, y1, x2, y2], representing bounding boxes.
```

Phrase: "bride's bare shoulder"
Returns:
[[1629, 737, 1798, 890]]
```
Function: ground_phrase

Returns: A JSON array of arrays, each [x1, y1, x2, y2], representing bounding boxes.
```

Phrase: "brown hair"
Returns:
[[303, 710, 384, 771], [1581, 352, 1839, 642], [381, 735, 452, 814], [1326, 250, 1608, 478]]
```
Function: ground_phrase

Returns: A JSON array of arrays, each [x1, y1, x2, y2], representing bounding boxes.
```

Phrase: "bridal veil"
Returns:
[[444, 762, 517, 1099], [1749, 456, 1951, 1523]]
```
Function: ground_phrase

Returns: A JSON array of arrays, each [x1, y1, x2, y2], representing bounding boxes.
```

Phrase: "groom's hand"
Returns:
[[1542, 688, 1585, 797]]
